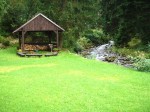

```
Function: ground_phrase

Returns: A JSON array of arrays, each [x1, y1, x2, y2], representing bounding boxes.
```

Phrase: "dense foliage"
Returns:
[[101, 0, 150, 46], [0, 0, 149, 48], [0, 0, 101, 46]]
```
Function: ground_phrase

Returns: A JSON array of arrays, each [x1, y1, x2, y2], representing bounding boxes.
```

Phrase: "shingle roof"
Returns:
[[13, 13, 64, 33]]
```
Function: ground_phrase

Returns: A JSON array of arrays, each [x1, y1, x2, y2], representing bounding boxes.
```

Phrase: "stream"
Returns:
[[81, 41, 134, 68]]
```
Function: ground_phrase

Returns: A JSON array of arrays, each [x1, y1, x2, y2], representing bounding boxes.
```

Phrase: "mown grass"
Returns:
[[0, 47, 150, 112]]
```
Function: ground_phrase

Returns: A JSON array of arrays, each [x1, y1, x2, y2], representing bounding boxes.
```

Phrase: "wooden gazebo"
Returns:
[[13, 13, 64, 51]]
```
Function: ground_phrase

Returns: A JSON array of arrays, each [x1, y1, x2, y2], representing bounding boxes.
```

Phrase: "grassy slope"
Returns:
[[0, 47, 150, 112]]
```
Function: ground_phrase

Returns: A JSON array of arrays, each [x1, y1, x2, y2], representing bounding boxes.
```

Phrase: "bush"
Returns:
[[140, 43, 150, 53], [77, 37, 92, 49], [134, 59, 150, 72], [62, 29, 77, 49], [112, 47, 149, 59], [84, 29, 110, 46], [128, 37, 141, 48], [0, 35, 10, 48], [74, 37, 92, 53], [0, 35, 5, 43], [111, 47, 132, 57], [74, 43, 83, 53], [2, 40, 10, 46]]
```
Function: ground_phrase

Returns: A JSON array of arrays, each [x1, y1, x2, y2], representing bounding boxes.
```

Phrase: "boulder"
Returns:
[[105, 56, 116, 62]]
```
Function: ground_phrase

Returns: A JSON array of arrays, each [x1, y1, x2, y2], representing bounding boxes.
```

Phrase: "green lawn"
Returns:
[[0, 47, 150, 112]]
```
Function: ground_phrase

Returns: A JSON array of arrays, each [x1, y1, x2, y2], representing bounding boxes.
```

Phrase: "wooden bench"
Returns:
[[17, 52, 26, 57], [26, 54, 42, 57]]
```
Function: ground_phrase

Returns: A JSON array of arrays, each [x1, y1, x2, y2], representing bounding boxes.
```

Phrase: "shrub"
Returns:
[[0, 35, 4, 43], [0, 35, 10, 48], [77, 37, 92, 49], [111, 47, 132, 56], [53, 48, 60, 52], [134, 59, 150, 72], [74, 37, 92, 53], [112, 47, 149, 59], [128, 37, 141, 48], [62, 29, 77, 49], [142, 43, 150, 53], [2, 40, 10, 46], [84, 29, 110, 46], [74, 42, 83, 53]]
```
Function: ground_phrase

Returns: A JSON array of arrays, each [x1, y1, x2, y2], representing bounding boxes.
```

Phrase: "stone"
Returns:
[[105, 56, 116, 62]]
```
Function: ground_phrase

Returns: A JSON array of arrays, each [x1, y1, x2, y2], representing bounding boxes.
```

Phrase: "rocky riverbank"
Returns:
[[80, 41, 134, 68]]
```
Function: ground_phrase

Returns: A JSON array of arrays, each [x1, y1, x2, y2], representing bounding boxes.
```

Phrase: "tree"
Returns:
[[0, 0, 27, 35], [0, 0, 101, 48], [101, 0, 150, 46]]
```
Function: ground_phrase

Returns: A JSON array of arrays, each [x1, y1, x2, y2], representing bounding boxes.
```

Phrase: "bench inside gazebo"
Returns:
[[13, 13, 64, 57]]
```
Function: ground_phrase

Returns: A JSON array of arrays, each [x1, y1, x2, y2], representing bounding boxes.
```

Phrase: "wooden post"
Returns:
[[59, 32, 63, 49], [18, 32, 21, 49], [56, 30, 59, 48], [48, 31, 52, 44], [21, 31, 26, 51]]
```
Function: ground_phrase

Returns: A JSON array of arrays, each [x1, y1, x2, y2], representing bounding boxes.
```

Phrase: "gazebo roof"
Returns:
[[13, 13, 65, 33]]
